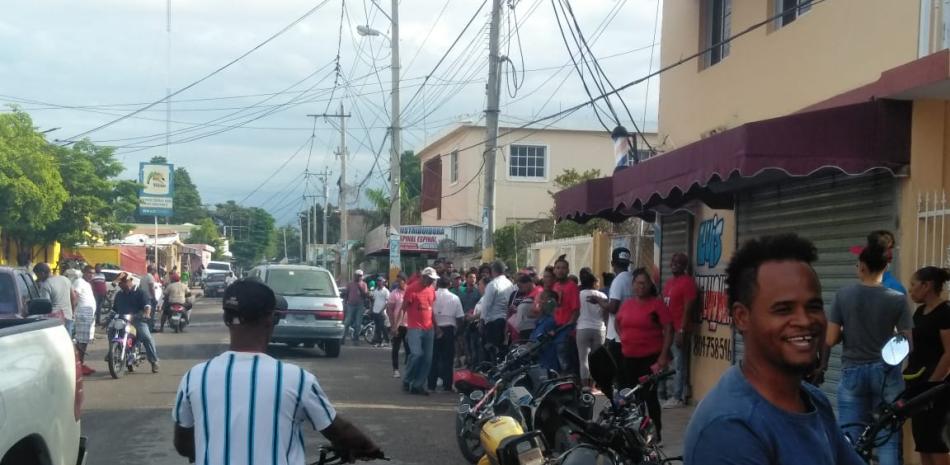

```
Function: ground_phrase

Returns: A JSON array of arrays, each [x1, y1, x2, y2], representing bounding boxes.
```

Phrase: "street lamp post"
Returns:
[[357, 0, 401, 283]]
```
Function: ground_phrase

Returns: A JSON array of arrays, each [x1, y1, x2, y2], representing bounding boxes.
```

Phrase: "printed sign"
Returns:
[[399, 226, 445, 253], [696, 214, 724, 268], [138, 162, 175, 217]]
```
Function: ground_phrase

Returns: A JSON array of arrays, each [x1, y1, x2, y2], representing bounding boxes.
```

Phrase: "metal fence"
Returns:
[[915, 190, 950, 269]]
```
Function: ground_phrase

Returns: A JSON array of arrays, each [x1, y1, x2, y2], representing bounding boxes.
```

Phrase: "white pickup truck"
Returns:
[[0, 267, 86, 465]]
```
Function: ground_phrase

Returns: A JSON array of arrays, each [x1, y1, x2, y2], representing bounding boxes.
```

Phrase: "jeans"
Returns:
[[343, 302, 363, 343], [429, 326, 456, 391], [371, 312, 389, 344], [556, 324, 578, 377], [465, 322, 482, 368], [404, 328, 434, 391], [482, 318, 507, 363], [64, 319, 74, 338], [133, 319, 159, 364], [575, 328, 605, 382], [391, 326, 409, 370], [838, 361, 904, 465], [665, 341, 688, 401]]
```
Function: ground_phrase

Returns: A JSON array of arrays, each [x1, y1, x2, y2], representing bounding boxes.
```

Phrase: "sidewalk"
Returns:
[[662, 403, 695, 459]]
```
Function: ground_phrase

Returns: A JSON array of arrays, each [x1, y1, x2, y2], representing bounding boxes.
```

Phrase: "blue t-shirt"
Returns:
[[882, 270, 906, 295], [684, 366, 863, 465]]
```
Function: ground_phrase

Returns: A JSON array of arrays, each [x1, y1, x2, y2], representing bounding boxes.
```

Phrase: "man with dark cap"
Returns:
[[590, 247, 634, 375], [172, 279, 383, 465], [112, 272, 160, 373]]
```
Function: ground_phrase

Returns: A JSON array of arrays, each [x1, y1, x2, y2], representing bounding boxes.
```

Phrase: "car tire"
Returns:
[[323, 340, 341, 358]]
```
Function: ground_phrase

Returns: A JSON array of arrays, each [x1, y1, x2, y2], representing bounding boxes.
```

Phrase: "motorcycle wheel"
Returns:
[[179, 319, 186, 333], [361, 322, 376, 344], [173, 320, 180, 333], [455, 398, 483, 464], [107, 342, 124, 379]]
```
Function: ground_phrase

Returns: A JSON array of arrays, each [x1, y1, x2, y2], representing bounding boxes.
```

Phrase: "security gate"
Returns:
[[659, 213, 692, 292], [734, 172, 899, 406]]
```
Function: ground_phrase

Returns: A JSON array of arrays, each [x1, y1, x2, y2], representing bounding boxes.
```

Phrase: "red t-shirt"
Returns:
[[403, 280, 436, 330], [662, 274, 698, 331], [615, 297, 672, 358], [553, 280, 580, 326]]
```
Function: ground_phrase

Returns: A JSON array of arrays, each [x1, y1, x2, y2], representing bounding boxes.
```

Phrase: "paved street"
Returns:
[[80, 295, 692, 465]]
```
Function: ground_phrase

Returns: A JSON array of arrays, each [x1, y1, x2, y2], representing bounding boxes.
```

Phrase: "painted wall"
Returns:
[[659, 0, 919, 149], [419, 126, 657, 227], [688, 205, 737, 401]]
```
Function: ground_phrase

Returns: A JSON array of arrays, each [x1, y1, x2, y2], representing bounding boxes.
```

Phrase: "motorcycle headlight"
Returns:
[[469, 390, 485, 401]]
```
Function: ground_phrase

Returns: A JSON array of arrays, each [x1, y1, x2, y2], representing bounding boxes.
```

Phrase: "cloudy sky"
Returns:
[[1, 0, 662, 225]]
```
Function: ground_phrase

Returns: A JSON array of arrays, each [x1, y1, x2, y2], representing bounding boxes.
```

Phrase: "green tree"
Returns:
[[548, 168, 611, 238], [0, 110, 68, 252], [171, 168, 206, 224], [214, 202, 275, 268], [188, 217, 223, 250]]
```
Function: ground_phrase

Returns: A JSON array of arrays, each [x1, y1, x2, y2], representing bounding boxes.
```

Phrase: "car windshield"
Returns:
[[266, 269, 336, 297], [207, 263, 230, 271], [0, 274, 17, 315], [206, 274, 226, 282]]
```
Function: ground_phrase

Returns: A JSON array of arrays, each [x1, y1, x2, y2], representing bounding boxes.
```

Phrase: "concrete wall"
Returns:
[[659, 0, 920, 149], [420, 126, 655, 227]]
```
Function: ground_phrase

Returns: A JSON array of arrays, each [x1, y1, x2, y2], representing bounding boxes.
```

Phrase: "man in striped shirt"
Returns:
[[172, 280, 382, 465]]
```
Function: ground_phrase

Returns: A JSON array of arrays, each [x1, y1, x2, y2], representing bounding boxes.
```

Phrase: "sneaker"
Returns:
[[409, 387, 430, 396], [81, 364, 96, 376], [662, 398, 685, 409], [393, 370, 400, 378], [151, 362, 160, 373]]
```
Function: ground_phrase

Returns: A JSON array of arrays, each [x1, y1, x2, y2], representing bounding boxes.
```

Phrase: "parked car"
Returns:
[[0, 267, 87, 465], [202, 272, 227, 298], [247, 264, 344, 357]]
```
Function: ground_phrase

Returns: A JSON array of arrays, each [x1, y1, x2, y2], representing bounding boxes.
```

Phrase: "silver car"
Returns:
[[249, 265, 344, 357]]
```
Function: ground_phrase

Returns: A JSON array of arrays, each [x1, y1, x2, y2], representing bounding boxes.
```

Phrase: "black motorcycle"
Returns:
[[454, 326, 594, 464], [554, 346, 682, 465]]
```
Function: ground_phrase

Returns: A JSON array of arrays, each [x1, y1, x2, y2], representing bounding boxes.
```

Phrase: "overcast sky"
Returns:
[[1, 0, 662, 225]]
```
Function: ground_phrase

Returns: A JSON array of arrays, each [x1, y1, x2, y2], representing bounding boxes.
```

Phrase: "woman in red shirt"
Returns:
[[615, 267, 673, 442]]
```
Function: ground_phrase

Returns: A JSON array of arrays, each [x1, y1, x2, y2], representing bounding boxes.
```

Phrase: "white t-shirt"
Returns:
[[607, 270, 634, 341], [577, 289, 607, 331], [73, 278, 97, 315], [433, 288, 465, 327], [371, 287, 390, 314], [173, 352, 337, 465]]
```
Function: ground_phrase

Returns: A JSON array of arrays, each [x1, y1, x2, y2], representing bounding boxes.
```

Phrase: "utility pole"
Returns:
[[321, 167, 331, 269], [389, 0, 402, 283], [298, 214, 305, 264], [308, 106, 350, 276], [481, 0, 504, 262], [304, 194, 321, 264], [305, 193, 312, 261], [282, 227, 288, 262]]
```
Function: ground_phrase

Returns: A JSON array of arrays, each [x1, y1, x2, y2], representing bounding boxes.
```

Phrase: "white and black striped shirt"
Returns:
[[173, 351, 337, 465]]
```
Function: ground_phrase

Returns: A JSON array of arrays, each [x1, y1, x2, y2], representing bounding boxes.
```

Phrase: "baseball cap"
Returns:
[[611, 247, 632, 263], [114, 271, 132, 283], [354, 269, 365, 276], [421, 267, 439, 280], [222, 279, 277, 325]]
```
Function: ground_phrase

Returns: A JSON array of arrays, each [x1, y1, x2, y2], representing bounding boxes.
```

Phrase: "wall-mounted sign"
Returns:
[[138, 162, 175, 217]]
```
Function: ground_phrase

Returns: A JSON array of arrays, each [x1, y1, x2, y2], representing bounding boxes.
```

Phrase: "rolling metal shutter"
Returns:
[[659, 213, 692, 292], [733, 172, 899, 405]]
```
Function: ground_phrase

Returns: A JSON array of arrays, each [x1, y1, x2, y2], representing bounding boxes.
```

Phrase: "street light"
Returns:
[[357, 5, 402, 284]]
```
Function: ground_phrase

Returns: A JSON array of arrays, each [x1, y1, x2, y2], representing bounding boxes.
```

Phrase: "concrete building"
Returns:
[[418, 124, 658, 228], [555, 3, 950, 460]]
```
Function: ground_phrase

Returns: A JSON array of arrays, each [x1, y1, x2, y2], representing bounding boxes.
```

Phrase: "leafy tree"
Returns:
[[171, 168, 206, 224], [188, 217, 222, 251], [214, 202, 275, 268], [299, 202, 340, 246], [0, 110, 68, 250], [548, 168, 611, 239]]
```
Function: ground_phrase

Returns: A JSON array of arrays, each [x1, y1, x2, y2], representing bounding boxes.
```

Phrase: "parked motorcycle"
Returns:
[[454, 327, 594, 464], [553, 346, 681, 465], [844, 336, 950, 463], [105, 314, 147, 379]]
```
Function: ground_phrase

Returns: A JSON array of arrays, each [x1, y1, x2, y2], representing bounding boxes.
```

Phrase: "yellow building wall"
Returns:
[[0, 234, 61, 270], [66, 246, 122, 268], [420, 127, 649, 227], [659, 0, 920, 149]]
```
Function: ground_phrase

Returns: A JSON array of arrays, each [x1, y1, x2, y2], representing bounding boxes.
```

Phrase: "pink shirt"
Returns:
[[662, 275, 698, 331], [616, 297, 672, 358]]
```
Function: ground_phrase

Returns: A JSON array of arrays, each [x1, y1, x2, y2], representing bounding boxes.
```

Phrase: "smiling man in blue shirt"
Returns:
[[684, 234, 863, 465]]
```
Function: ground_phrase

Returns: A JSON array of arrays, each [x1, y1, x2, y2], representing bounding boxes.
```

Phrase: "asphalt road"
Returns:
[[80, 296, 461, 465]]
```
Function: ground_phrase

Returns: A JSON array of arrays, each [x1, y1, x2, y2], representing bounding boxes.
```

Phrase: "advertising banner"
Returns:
[[138, 162, 175, 217]]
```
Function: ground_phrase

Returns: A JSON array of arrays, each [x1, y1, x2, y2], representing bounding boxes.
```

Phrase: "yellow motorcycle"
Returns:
[[462, 385, 548, 465]]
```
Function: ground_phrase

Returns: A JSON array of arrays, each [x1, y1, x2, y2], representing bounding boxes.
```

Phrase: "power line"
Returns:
[[59, 0, 334, 144]]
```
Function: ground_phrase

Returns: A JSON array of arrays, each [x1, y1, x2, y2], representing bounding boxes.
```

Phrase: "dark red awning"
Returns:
[[555, 99, 911, 223]]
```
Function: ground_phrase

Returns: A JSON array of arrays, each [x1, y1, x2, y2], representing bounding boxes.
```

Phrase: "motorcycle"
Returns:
[[105, 314, 147, 379], [167, 302, 190, 333], [454, 326, 594, 464], [844, 336, 950, 463], [553, 346, 681, 465]]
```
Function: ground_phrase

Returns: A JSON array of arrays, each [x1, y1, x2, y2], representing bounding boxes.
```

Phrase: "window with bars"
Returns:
[[776, 0, 812, 27], [703, 0, 732, 68], [450, 150, 459, 184], [508, 145, 547, 180]]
